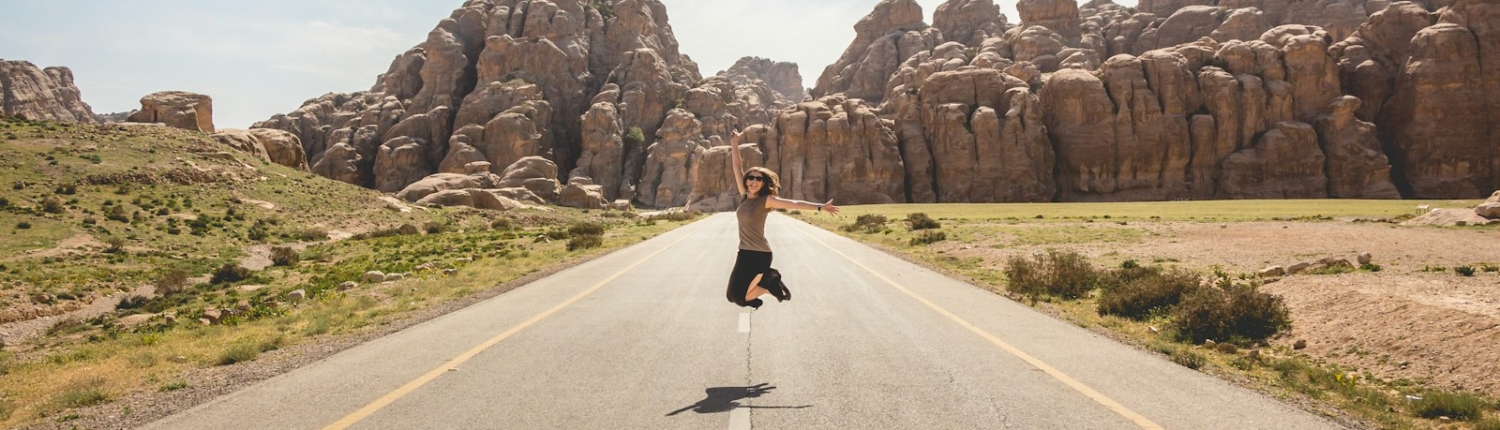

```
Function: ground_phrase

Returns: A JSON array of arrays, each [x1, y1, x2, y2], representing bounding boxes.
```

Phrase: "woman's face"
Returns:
[[744, 172, 766, 194]]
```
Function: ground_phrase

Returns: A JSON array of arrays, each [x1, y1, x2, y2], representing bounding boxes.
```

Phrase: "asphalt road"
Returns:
[[143, 213, 1344, 430]]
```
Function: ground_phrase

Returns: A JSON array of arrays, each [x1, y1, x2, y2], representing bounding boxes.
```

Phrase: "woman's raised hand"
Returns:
[[821, 199, 841, 216]]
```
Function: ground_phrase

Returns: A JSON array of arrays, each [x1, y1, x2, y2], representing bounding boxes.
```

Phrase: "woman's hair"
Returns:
[[745, 167, 781, 197]]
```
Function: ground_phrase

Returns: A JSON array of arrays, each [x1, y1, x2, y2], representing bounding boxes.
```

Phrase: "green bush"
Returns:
[[210, 263, 252, 285], [1098, 268, 1200, 320], [567, 234, 604, 251], [424, 222, 446, 235], [1410, 390, 1485, 421], [909, 230, 946, 246], [568, 222, 606, 238], [1455, 266, 1476, 277], [1004, 250, 1099, 299], [270, 246, 300, 267], [907, 213, 941, 230], [1171, 284, 1291, 343], [624, 126, 645, 148], [16, 221, 31, 229]]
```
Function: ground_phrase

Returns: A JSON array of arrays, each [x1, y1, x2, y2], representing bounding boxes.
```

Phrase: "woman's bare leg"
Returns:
[[745, 274, 768, 302]]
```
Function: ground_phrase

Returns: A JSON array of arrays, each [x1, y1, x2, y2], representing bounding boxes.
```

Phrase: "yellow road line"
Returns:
[[324, 224, 702, 430], [797, 225, 1165, 430]]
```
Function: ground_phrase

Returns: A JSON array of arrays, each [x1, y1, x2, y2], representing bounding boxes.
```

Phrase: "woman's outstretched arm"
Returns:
[[729, 131, 747, 196], [766, 196, 841, 215]]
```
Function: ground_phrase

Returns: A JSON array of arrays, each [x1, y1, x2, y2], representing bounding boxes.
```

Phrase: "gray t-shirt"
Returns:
[[736, 193, 772, 252]]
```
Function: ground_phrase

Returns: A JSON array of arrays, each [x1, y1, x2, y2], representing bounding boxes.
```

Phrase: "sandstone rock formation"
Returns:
[[127, 91, 214, 132], [211, 129, 311, 171], [265, 0, 1495, 208], [0, 60, 96, 123], [812, 0, 941, 103]]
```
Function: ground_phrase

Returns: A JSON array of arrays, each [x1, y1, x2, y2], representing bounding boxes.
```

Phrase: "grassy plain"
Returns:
[[0, 117, 698, 428], [795, 200, 1500, 430]]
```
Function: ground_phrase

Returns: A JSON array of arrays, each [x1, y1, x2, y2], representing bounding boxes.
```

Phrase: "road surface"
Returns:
[[144, 213, 1343, 429]]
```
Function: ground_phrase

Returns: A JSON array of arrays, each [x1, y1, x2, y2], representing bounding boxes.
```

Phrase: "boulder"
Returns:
[[362, 271, 386, 283], [126, 91, 214, 132], [558, 177, 609, 209], [497, 156, 561, 202]]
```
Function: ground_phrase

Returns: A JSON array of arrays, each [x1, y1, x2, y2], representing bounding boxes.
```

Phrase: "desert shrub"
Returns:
[[491, 218, 514, 230], [909, 230, 947, 246], [105, 205, 129, 222], [42, 196, 66, 213], [568, 222, 606, 238], [298, 227, 328, 241], [1455, 265, 1476, 277], [105, 237, 126, 254], [1171, 284, 1291, 343], [270, 246, 300, 267], [567, 234, 604, 251], [1359, 263, 1382, 272], [1410, 390, 1485, 421], [54, 184, 77, 195], [1475, 418, 1500, 430], [115, 295, 149, 311], [248, 221, 269, 241], [0, 197, 9, 208], [1170, 349, 1206, 370], [1098, 268, 1201, 320], [842, 214, 888, 233], [907, 213, 941, 230], [155, 268, 191, 296], [1478, 263, 1499, 273], [210, 263, 252, 285], [424, 222, 446, 235], [1004, 250, 1099, 299]]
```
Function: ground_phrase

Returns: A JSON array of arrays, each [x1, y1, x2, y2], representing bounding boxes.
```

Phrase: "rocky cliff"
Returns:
[[0, 60, 96, 123], [264, 0, 1494, 208]]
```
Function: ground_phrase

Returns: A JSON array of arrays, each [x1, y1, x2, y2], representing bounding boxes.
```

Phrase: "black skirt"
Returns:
[[726, 250, 772, 307]]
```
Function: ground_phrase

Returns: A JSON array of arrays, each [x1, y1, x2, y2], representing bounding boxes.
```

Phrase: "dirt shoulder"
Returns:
[[930, 220, 1500, 397]]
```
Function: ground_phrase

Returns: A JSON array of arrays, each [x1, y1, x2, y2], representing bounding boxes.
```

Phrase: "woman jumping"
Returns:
[[727, 131, 841, 309]]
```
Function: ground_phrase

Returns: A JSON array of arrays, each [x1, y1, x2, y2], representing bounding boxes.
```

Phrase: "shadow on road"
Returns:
[[665, 383, 812, 416]]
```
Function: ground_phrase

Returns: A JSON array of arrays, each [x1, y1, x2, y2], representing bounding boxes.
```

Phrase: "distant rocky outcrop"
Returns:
[[0, 60, 96, 123], [127, 91, 215, 132], [211, 129, 311, 171]]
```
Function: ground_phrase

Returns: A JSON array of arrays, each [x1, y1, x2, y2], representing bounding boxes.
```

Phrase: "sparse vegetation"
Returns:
[[1171, 283, 1290, 344], [271, 246, 300, 267], [1098, 267, 1200, 320], [1409, 390, 1485, 421], [1004, 250, 1099, 299], [210, 263, 252, 284], [909, 230, 947, 246], [907, 213, 941, 230]]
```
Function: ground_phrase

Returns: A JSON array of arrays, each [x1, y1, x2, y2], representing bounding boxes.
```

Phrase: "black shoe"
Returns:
[[768, 282, 790, 302], [765, 269, 790, 302], [745, 299, 763, 309]]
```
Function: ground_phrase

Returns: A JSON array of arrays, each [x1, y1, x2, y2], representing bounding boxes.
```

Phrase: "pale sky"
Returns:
[[0, 0, 1123, 129]]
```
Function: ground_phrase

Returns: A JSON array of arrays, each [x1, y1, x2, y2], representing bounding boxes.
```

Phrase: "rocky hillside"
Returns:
[[259, 0, 1496, 208], [0, 60, 96, 124], [252, 0, 803, 212]]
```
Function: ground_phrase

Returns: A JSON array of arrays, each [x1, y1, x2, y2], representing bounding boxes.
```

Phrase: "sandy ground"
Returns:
[[932, 220, 1500, 396]]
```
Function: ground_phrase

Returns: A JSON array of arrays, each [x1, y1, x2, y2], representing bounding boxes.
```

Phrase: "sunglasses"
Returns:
[[744, 175, 766, 182]]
